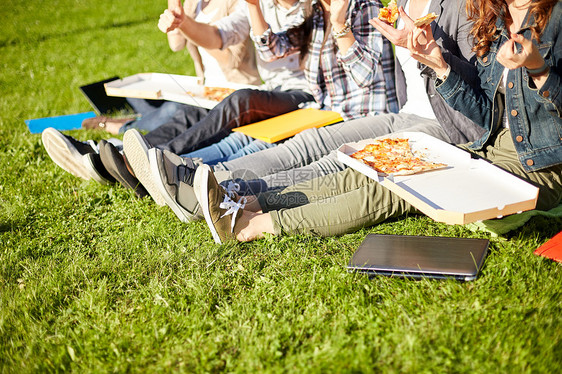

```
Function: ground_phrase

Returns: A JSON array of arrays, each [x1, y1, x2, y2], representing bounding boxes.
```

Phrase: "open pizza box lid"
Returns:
[[337, 132, 539, 225], [104, 73, 258, 109]]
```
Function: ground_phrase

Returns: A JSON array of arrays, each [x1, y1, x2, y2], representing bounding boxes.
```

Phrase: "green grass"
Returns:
[[1, 0, 561, 372]]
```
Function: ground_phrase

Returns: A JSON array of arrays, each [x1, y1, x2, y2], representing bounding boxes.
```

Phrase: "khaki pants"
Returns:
[[258, 129, 562, 237]]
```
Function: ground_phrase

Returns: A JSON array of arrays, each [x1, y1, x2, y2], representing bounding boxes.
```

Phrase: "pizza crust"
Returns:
[[413, 12, 438, 27]]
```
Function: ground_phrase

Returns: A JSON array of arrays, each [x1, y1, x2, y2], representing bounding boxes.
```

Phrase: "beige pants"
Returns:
[[259, 129, 562, 237]]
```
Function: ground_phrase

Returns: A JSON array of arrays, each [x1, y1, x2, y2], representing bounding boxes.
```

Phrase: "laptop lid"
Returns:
[[348, 234, 489, 281], [79, 76, 130, 115]]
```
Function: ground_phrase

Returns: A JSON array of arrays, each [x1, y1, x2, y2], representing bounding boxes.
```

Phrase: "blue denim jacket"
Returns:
[[436, 3, 562, 172]]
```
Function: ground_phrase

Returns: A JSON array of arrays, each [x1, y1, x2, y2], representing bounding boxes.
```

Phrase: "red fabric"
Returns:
[[534, 231, 562, 263]]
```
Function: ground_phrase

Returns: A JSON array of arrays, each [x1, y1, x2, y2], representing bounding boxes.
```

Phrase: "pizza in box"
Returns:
[[350, 137, 447, 176]]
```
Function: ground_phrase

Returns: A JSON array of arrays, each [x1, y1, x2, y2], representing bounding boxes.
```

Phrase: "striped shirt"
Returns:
[[251, 0, 398, 120]]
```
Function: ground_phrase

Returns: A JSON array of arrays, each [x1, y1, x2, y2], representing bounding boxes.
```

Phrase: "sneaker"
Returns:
[[149, 148, 201, 223], [42, 127, 95, 180], [98, 139, 149, 199], [194, 164, 247, 244], [83, 153, 117, 185], [123, 129, 166, 206]]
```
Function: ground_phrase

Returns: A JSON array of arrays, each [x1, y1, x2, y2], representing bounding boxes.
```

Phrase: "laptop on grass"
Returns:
[[79, 76, 130, 115], [348, 234, 489, 281]]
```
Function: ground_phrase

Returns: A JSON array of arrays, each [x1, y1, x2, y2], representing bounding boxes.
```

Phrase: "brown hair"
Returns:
[[466, 0, 557, 56]]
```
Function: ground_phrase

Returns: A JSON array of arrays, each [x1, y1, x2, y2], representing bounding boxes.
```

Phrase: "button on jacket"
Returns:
[[436, 3, 562, 172]]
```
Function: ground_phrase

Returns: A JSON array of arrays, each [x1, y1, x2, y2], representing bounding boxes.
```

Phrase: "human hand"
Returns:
[[369, 6, 415, 48], [244, 0, 260, 5], [158, 0, 186, 33], [407, 25, 448, 75], [331, 0, 349, 31], [497, 33, 545, 70]]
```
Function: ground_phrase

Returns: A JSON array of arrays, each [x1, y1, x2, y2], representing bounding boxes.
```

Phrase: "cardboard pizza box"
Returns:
[[337, 132, 539, 225], [104, 73, 258, 109]]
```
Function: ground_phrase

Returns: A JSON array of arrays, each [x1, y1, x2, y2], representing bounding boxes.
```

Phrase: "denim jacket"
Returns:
[[436, 3, 562, 172]]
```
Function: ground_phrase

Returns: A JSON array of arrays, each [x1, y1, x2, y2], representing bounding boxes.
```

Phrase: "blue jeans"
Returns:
[[119, 98, 185, 133], [183, 132, 276, 165], [144, 88, 314, 155]]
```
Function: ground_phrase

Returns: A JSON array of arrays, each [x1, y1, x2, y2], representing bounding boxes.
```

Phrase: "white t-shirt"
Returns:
[[195, 2, 228, 83], [394, 0, 436, 119]]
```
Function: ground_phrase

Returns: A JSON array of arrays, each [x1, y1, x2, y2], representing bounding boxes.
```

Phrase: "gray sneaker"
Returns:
[[123, 129, 167, 206], [149, 148, 201, 223]]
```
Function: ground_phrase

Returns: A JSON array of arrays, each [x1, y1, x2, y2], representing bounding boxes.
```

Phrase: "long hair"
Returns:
[[466, 0, 557, 56], [285, 1, 316, 62]]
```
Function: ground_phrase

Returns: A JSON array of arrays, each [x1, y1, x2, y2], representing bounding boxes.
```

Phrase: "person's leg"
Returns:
[[144, 104, 210, 147], [120, 100, 186, 133], [259, 116, 450, 189], [460, 129, 562, 211], [159, 89, 313, 155], [214, 113, 445, 178], [183, 132, 264, 165], [207, 168, 418, 241], [225, 139, 277, 162]]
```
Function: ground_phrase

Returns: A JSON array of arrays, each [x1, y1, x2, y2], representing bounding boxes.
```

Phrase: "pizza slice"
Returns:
[[413, 12, 438, 27], [378, 0, 399, 25], [203, 86, 236, 101], [350, 137, 447, 176]]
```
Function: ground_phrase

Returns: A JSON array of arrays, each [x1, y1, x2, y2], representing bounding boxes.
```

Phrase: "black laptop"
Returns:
[[348, 234, 489, 281], [79, 76, 130, 115]]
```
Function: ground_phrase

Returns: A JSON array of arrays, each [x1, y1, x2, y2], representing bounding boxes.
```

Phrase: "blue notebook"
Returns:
[[25, 111, 96, 134]]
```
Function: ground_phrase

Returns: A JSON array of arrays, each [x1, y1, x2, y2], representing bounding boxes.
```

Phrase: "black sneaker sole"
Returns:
[[83, 153, 116, 185]]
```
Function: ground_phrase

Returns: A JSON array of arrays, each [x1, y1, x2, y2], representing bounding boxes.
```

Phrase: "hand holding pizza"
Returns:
[[497, 33, 545, 71], [407, 25, 449, 76], [369, 6, 416, 48]]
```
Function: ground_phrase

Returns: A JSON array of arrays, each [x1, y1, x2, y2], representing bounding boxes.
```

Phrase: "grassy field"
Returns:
[[1, 0, 561, 372]]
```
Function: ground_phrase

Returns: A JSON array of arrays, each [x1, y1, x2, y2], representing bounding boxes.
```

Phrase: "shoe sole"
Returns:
[[83, 153, 112, 185], [194, 165, 222, 244], [42, 127, 90, 180], [123, 130, 166, 206], [148, 149, 196, 223]]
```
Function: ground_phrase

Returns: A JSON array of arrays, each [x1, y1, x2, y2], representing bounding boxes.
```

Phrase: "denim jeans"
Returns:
[[144, 88, 314, 155], [214, 113, 451, 192], [183, 132, 276, 165], [119, 98, 186, 133]]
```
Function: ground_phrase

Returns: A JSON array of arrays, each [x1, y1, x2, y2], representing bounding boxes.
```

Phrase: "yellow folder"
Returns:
[[232, 108, 343, 143]]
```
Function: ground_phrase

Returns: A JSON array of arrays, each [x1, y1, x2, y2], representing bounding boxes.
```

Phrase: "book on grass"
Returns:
[[232, 108, 343, 143], [24, 112, 96, 134], [534, 231, 562, 263]]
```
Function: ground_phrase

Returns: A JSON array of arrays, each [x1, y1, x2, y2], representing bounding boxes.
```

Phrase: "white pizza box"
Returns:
[[337, 132, 539, 225], [104, 73, 259, 109]]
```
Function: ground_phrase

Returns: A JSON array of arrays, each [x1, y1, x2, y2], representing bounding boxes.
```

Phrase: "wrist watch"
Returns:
[[435, 64, 451, 83]]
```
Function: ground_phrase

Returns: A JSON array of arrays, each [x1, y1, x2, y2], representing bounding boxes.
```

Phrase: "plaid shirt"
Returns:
[[252, 0, 398, 120]]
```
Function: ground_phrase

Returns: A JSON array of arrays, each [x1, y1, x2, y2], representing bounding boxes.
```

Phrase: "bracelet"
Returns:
[[526, 62, 549, 77], [332, 21, 351, 39]]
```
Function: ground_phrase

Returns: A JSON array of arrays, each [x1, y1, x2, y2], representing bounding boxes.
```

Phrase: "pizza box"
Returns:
[[104, 73, 258, 109], [337, 132, 539, 225]]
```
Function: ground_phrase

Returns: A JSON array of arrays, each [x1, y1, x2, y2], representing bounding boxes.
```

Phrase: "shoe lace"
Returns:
[[224, 181, 240, 199], [219, 194, 247, 233]]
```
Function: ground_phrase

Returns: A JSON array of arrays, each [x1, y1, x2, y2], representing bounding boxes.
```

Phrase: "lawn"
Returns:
[[1, 0, 561, 372]]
